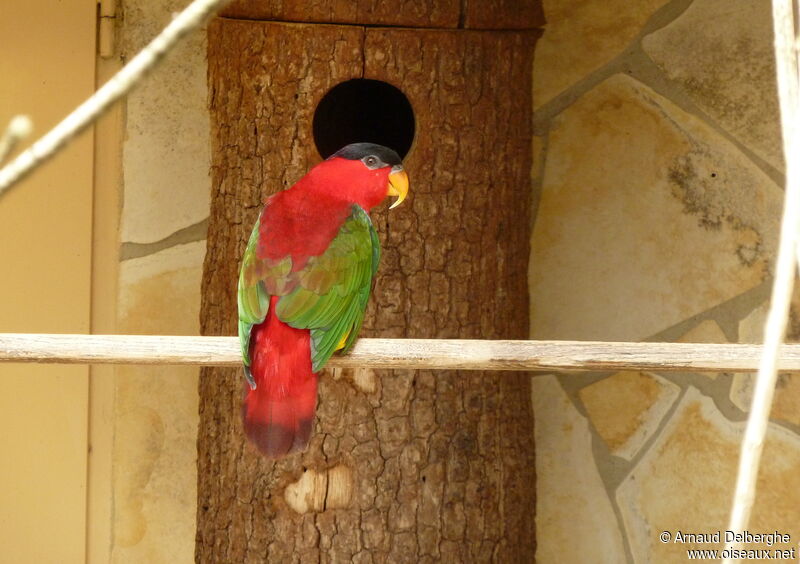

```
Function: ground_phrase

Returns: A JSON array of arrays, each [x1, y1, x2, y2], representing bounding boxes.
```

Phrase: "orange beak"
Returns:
[[387, 167, 409, 209]]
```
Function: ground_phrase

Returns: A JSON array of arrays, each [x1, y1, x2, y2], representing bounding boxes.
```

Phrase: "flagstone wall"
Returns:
[[106, 0, 800, 561], [531, 1, 800, 561], [109, 1, 209, 561]]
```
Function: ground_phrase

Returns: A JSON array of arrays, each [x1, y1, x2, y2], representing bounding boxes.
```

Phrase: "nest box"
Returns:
[[199, 2, 543, 560], [206, 0, 542, 341]]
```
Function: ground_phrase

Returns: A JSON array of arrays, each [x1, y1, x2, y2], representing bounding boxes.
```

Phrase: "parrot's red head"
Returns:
[[307, 142, 409, 211]]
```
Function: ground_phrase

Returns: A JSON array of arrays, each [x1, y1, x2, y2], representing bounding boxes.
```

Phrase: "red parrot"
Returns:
[[238, 143, 409, 457]]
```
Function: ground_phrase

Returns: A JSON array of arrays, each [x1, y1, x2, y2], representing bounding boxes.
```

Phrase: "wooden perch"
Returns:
[[1, 333, 800, 372]]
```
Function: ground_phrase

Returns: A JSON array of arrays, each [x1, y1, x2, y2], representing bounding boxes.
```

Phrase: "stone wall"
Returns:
[[109, 0, 209, 561], [107, 0, 800, 561], [531, 1, 800, 562]]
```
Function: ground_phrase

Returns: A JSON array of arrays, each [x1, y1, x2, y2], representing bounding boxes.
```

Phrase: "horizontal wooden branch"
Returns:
[[0, 333, 798, 372]]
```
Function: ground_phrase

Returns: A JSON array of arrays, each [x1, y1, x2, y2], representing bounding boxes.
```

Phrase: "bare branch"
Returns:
[[724, 0, 800, 559], [0, 0, 230, 196], [0, 115, 33, 165]]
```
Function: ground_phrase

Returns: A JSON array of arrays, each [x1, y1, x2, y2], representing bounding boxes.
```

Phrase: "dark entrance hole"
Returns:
[[313, 79, 415, 159]]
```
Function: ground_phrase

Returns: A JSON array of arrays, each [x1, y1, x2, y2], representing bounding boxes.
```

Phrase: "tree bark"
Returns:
[[219, 0, 545, 30], [198, 18, 537, 562], [220, 0, 461, 28], [462, 0, 545, 30]]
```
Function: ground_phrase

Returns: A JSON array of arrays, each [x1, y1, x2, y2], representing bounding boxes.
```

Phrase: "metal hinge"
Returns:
[[98, 0, 117, 58]]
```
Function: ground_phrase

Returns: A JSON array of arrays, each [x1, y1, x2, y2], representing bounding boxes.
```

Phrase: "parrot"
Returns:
[[237, 142, 409, 457]]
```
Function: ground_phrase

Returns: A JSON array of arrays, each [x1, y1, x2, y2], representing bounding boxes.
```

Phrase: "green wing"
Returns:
[[237, 205, 380, 380], [238, 213, 271, 385], [276, 205, 380, 372]]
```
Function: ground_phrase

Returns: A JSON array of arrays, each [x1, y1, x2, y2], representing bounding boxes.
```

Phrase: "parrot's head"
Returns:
[[313, 142, 409, 211]]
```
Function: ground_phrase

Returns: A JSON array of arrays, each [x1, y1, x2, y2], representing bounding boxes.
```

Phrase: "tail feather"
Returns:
[[243, 297, 317, 457]]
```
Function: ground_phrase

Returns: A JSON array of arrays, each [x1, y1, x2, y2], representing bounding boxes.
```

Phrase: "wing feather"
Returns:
[[277, 205, 378, 372], [238, 214, 269, 362], [238, 204, 380, 376]]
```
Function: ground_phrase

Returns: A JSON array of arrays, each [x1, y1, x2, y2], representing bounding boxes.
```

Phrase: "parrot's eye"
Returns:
[[363, 155, 380, 168]]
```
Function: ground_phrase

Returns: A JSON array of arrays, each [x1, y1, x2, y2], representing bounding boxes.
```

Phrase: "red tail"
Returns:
[[243, 297, 318, 457]]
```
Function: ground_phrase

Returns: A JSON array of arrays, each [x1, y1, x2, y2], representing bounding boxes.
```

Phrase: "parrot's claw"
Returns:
[[244, 367, 257, 390]]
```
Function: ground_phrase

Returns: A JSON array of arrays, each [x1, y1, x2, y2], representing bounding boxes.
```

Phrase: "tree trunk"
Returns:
[[197, 18, 537, 562]]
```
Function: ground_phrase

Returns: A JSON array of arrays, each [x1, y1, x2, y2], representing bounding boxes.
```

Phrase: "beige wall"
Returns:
[[0, 1, 209, 561], [532, 1, 797, 562], [108, 1, 209, 562], [0, 1, 96, 562], [87, 56, 124, 564]]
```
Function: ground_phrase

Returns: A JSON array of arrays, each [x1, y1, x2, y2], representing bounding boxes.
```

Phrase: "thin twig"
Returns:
[[5, 334, 800, 372], [0, 0, 231, 196], [723, 0, 800, 560], [0, 115, 32, 165]]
